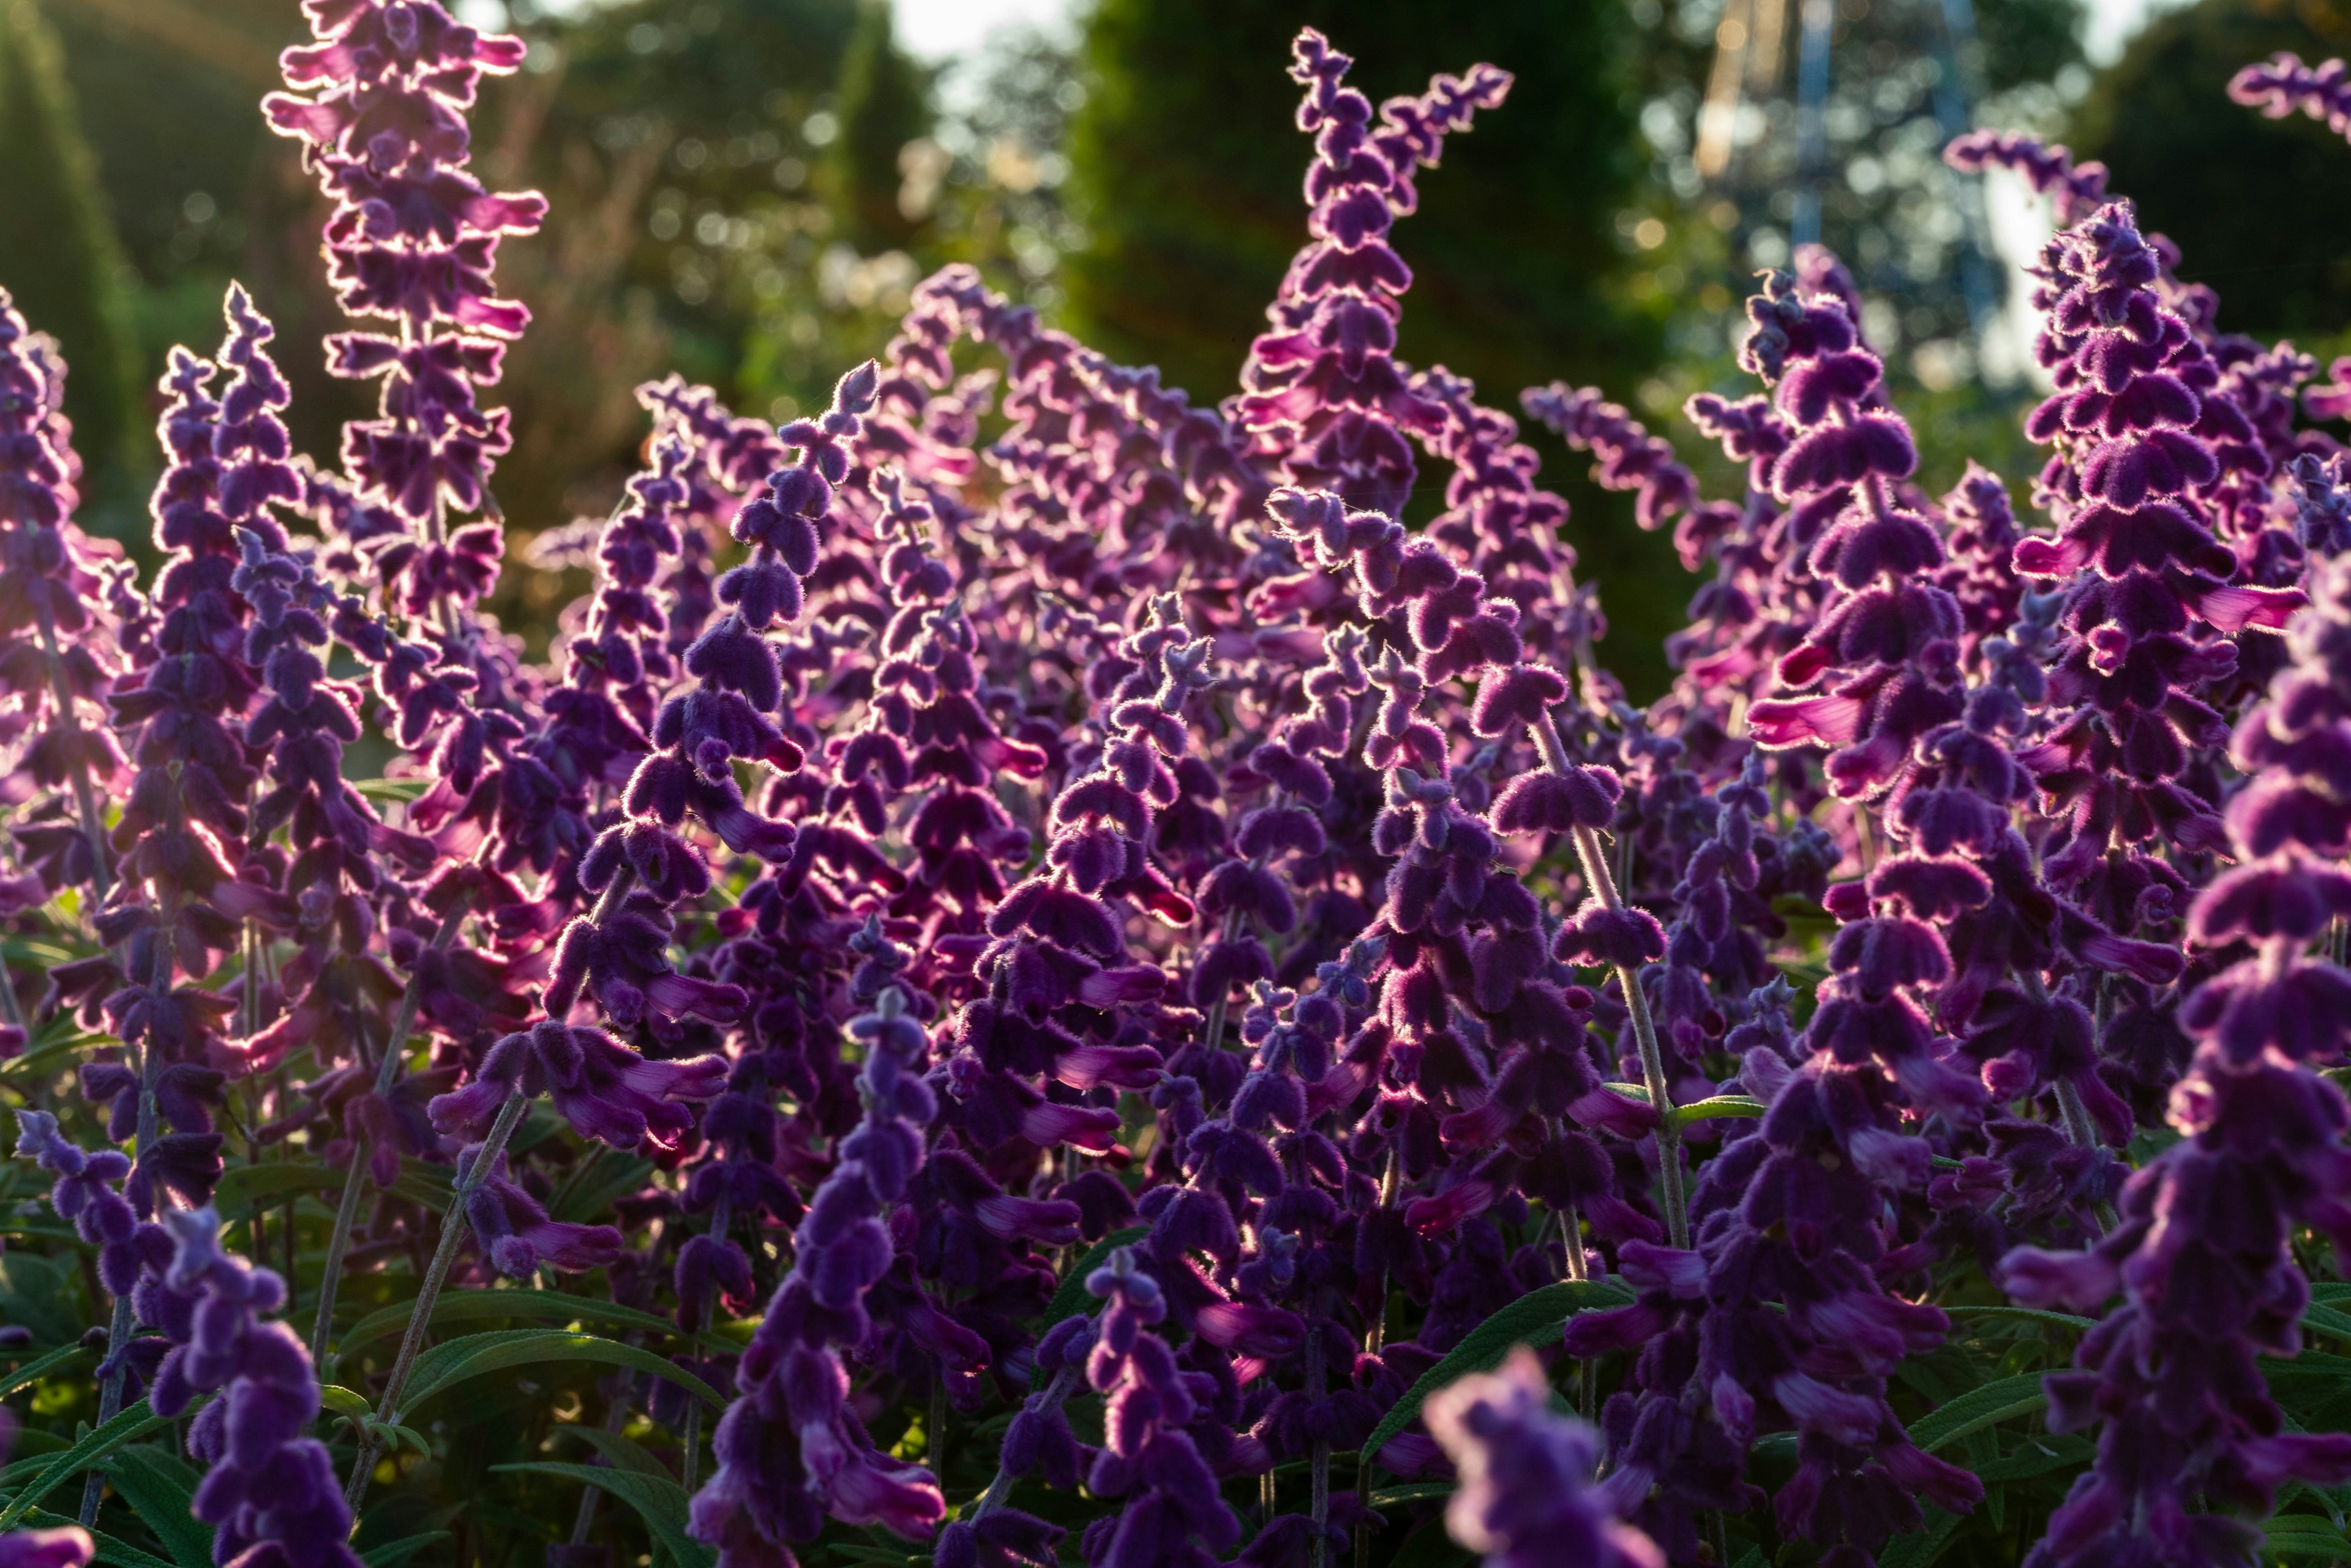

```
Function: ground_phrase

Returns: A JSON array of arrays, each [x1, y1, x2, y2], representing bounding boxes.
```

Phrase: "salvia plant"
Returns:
[[9, 9, 2351, 1568]]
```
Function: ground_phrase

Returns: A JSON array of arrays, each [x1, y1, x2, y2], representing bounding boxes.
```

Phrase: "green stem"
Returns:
[[678, 1188, 732, 1494], [343, 1088, 530, 1510], [309, 892, 475, 1371], [1536, 715, 1687, 1250], [81, 882, 179, 1526]]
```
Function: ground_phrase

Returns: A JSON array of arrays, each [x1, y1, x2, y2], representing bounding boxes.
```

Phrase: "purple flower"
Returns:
[[147, 1207, 365, 1568], [429, 1018, 724, 1150], [1425, 1347, 1661, 1568]]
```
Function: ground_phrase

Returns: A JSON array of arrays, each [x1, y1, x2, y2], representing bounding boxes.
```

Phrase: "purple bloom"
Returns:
[[147, 1207, 365, 1568], [1425, 1347, 1661, 1568]]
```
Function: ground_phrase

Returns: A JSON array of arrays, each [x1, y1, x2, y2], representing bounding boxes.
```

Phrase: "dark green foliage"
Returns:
[[1067, 0, 1681, 694], [2072, 0, 2351, 345], [828, 0, 934, 253], [1067, 0, 1657, 411], [1976, 0, 2090, 92], [0, 0, 142, 510]]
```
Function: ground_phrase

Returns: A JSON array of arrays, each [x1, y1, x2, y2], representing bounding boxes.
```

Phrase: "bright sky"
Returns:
[[892, 0, 1075, 62]]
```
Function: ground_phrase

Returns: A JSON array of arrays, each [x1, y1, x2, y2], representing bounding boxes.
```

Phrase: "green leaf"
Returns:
[[825, 1546, 921, 1567], [2306, 1304, 2351, 1348], [1357, 1278, 1632, 1472], [1878, 1506, 1963, 1568], [492, 1461, 715, 1568], [0, 1395, 192, 1529], [335, 1287, 733, 1370], [550, 1153, 658, 1225], [2262, 1515, 2351, 1559], [0, 1032, 111, 1085], [0, 1253, 84, 1346], [358, 1531, 452, 1567], [1370, 1482, 1457, 1508], [398, 1330, 726, 1420], [353, 778, 429, 802], [1973, 1433, 2092, 1484], [558, 1423, 676, 1479], [21, 1507, 178, 1568], [102, 1446, 212, 1568], [1906, 1372, 2049, 1454], [387, 1158, 453, 1215], [1669, 1094, 1766, 1127], [1041, 1226, 1147, 1330], [317, 1384, 373, 1422], [212, 1161, 348, 1221], [1943, 1304, 2098, 1334], [0, 1343, 92, 1401]]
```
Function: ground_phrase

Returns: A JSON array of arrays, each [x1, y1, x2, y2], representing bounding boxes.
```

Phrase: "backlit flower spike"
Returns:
[[2229, 51, 2351, 141], [539, 373, 888, 1038], [427, 1016, 724, 1150], [691, 985, 946, 1561], [0, 289, 127, 901], [1236, 29, 1510, 518], [265, 0, 543, 543], [229, 527, 430, 1078], [1425, 1347, 1662, 1568], [2006, 201, 2303, 984], [146, 1207, 366, 1568], [2003, 557, 2351, 1568], [1942, 130, 2112, 226], [1070, 1248, 1243, 1568]]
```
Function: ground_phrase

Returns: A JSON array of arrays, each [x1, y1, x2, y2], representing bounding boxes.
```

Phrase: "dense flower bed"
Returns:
[[3, 9, 2351, 1568]]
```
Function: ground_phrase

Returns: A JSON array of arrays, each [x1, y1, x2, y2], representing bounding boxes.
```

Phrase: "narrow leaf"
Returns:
[[1906, 1373, 2049, 1453], [317, 1384, 372, 1421], [0, 1397, 190, 1529], [0, 1344, 92, 1402], [1670, 1094, 1766, 1126], [1370, 1482, 1457, 1508], [2304, 1304, 2351, 1347], [211, 1162, 347, 1220], [558, 1423, 676, 1479], [102, 1445, 212, 1568], [397, 1330, 725, 1420], [1358, 1279, 1631, 1471], [1943, 1305, 2096, 1334], [336, 1288, 731, 1369], [1878, 1506, 1963, 1568], [21, 1507, 176, 1568], [492, 1461, 715, 1568], [359, 1531, 453, 1567]]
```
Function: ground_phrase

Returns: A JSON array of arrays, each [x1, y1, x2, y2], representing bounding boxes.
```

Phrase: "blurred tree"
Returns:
[[0, 0, 143, 508], [2072, 0, 2351, 347], [830, 0, 934, 252]]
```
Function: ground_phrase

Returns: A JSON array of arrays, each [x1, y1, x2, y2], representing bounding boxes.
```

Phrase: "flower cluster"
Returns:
[[14, 10, 2351, 1568]]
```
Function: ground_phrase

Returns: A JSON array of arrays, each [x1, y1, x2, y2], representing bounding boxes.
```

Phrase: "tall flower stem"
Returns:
[[344, 1087, 530, 1509], [1199, 907, 1242, 1052], [1535, 714, 1687, 1249], [967, 1362, 1082, 1522], [309, 893, 476, 1369], [1352, 1146, 1402, 1566], [81, 879, 181, 1525], [678, 1187, 732, 1493]]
